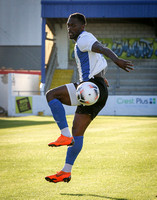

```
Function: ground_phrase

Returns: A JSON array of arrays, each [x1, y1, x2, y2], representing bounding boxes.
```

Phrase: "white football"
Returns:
[[76, 82, 100, 106]]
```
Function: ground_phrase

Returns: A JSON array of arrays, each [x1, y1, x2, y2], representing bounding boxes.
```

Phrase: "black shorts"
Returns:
[[75, 77, 108, 120]]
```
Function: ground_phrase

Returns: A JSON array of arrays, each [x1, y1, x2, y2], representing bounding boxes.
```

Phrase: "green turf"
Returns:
[[0, 116, 157, 200]]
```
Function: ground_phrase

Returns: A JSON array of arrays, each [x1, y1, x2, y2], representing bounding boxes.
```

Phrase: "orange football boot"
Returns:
[[48, 134, 74, 147], [45, 171, 71, 183]]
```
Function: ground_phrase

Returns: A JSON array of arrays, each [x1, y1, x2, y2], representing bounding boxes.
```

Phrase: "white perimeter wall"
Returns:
[[11, 73, 40, 96], [8, 95, 157, 117], [0, 73, 40, 111], [0, 74, 8, 110], [7, 74, 157, 117], [0, 0, 41, 45]]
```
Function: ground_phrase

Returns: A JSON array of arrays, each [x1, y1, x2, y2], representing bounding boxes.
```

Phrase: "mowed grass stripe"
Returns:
[[0, 116, 157, 200]]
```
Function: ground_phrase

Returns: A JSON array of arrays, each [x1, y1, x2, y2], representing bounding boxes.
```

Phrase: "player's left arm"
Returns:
[[92, 41, 134, 72]]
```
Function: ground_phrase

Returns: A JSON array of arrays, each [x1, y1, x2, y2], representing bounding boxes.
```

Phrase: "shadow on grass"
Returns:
[[60, 193, 128, 200], [0, 119, 54, 129]]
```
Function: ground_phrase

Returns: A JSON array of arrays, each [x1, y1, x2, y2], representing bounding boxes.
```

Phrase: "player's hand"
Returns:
[[115, 58, 134, 72]]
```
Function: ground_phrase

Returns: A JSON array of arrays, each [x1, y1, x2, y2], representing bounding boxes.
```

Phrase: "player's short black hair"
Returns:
[[68, 13, 87, 25]]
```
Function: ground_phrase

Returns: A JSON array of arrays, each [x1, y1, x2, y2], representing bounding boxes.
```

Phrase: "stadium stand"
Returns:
[[106, 65, 157, 95], [49, 69, 74, 89]]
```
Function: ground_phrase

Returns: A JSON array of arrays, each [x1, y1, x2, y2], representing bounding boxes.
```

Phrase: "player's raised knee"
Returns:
[[46, 89, 55, 102]]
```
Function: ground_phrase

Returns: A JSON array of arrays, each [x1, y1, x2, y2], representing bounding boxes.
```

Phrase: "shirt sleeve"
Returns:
[[77, 33, 97, 52]]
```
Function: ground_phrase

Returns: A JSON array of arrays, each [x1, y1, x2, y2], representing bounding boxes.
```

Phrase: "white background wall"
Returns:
[[1, 73, 156, 116], [11, 73, 40, 95], [0, 74, 8, 110], [55, 24, 68, 69], [0, 73, 40, 111], [0, 0, 41, 45], [8, 95, 157, 117]]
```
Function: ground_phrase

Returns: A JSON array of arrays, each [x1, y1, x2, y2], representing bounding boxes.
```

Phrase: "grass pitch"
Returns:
[[0, 115, 157, 200]]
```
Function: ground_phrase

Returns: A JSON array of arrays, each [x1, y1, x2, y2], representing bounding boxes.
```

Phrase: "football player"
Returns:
[[45, 13, 133, 183]]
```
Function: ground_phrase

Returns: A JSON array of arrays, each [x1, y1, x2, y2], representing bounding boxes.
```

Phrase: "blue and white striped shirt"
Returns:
[[74, 31, 107, 82]]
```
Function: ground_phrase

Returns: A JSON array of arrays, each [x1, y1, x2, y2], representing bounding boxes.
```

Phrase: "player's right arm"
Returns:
[[92, 41, 134, 72]]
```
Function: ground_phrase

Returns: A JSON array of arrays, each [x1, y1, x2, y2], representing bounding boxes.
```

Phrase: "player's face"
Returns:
[[67, 17, 85, 40]]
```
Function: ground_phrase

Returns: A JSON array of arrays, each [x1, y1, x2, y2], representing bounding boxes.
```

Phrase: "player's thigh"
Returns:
[[72, 113, 92, 136], [46, 85, 71, 105]]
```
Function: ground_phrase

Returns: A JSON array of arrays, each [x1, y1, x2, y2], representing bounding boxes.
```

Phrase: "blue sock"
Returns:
[[48, 99, 68, 130], [66, 136, 84, 165]]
